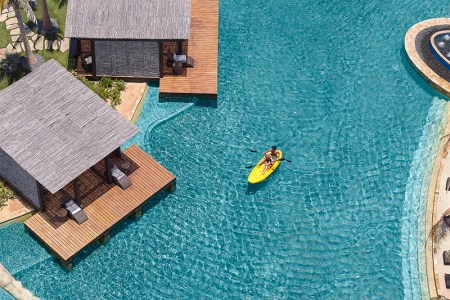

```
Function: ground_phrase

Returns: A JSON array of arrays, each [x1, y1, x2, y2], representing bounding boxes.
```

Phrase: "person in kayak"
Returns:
[[259, 152, 275, 175], [265, 146, 280, 160]]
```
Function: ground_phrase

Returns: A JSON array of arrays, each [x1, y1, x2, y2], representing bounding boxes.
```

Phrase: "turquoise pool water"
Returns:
[[0, 289, 13, 300], [1, 0, 450, 299]]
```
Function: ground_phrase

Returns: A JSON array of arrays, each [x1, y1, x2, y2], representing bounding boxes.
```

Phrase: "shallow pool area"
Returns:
[[2, 0, 450, 299], [0, 289, 12, 300]]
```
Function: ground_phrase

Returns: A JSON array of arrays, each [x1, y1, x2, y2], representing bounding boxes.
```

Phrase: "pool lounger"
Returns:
[[167, 51, 195, 68], [61, 195, 88, 224], [446, 274, 450, 289], [111, 165, 132, 190]]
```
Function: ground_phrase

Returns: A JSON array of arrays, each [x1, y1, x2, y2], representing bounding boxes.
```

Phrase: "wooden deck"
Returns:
[[24, 145, 175, 267], [159, 0, 219, 96], [75, 39, 93, 76]]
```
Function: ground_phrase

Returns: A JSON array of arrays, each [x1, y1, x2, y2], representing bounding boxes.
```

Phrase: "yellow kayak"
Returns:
[[248, 150, 282, 184]]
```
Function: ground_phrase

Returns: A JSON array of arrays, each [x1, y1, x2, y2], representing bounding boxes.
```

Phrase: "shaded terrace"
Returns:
[[0, 60, 176, 269], [25, 145, 176, 269]]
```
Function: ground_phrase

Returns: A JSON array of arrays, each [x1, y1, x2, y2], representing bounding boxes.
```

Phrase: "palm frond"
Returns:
[[430, 217, 450, 253], [17, 0, 36, 24], [0, 0, 9, 11]]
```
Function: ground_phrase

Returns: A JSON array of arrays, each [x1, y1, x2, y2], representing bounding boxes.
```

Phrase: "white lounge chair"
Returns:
[[61, 195, 88, 224], [111, 165, 132, 190]]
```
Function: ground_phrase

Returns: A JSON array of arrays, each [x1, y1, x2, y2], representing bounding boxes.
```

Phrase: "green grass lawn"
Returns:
[[0, 1, 70, 91], [0, 50, 68, 91], [37, 0, 68, 32], [0, 21, 11, 48], [22, 0, 68, 34], [0, 49, 69, 91], [0, 76, 8, 91], [34, 49, 69, 68]]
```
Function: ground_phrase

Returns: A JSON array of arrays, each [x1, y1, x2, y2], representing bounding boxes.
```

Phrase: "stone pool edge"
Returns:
[[405, 18, 450, 98], [405, 17, 450, 298], [0, 263, 38, 300], [425, 102, 450, 299]]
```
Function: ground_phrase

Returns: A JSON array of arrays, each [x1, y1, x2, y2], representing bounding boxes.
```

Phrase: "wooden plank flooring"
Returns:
[[24, 145, 175, 263], [159, 0, 219, 96]]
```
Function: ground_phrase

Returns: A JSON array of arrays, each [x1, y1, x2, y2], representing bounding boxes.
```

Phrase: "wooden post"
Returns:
[[73, 178, 81, 204], [177, 40, 183, 54], [130, 207, 142, 219], [114, 147, 122, 158], [159, 42, 164, 78], [167, 181, 176, 193], [91, 40, 97, 76], [36, 182, 46, 211], [98, 232, 110, 244], [104, 156, 113, 184], [60, 259, 73, 271]]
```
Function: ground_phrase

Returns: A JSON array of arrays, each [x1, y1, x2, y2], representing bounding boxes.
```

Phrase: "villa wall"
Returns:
[[0, 149, 42, 210], [94, 40, 161, 78]]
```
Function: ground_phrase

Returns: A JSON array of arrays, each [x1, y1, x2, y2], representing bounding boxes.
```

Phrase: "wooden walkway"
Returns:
[[24, 145, 175, 268], [159, 0, 219, 96]]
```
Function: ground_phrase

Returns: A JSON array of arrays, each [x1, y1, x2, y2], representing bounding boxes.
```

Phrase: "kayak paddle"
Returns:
[[245, 158, 290, 169]]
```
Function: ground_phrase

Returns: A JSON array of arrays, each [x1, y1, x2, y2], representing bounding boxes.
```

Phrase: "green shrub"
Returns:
[[0, 181, 15, 210], [99, 76, 113, 88], [0, 54, 29, 85], [115, 80, 126, 91], [71, 70, 88, 84], [72, 73, 126, 109]]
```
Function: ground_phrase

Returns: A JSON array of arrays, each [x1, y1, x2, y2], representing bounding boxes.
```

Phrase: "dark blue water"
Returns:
[[1, 0, 450, 299]]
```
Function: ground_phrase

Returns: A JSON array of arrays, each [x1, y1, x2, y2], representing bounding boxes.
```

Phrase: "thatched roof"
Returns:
[[0, 60, 139, 193], [65, 0, 191, 40]]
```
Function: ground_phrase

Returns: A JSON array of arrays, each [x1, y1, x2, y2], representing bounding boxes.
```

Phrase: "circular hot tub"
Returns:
[[430, 30, 450, 70]]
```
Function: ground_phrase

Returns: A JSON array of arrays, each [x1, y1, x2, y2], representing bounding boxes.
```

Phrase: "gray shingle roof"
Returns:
[[65, 0, 191, 40], [0, 60, 139, 193]]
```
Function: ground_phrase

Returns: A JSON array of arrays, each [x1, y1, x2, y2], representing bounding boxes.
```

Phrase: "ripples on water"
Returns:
[[1, 0, 450, 299]]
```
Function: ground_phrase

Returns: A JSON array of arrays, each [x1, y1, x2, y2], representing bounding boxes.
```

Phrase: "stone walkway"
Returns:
[[0, 5, 69, 60], [0, 263, 38, 300], [116, 82, 147, 122], [428, 112, 450, 299], [0, 196, 34, 225], [406, 18, 450, 299]]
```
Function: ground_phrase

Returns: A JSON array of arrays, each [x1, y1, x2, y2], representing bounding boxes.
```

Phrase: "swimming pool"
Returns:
[[1, 0, 450, 299]]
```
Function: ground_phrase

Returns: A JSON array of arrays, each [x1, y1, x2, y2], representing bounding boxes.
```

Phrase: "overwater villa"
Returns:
[[0, 60, 175, 269], [65, 0, 193, 78], [65, 0, 219, 96]]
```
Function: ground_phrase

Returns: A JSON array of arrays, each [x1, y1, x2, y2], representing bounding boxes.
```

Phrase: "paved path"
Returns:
[[0, 5, 68, 54], [0, 263, 38, 300], [406, 18, 450, 299], [0, 196, 33, 225]]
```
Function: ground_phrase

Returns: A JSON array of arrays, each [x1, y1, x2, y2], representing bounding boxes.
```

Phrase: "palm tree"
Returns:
[[0, 0, 37, 67], [430, 208, 450, 253], [41, 0, 52, 32]]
